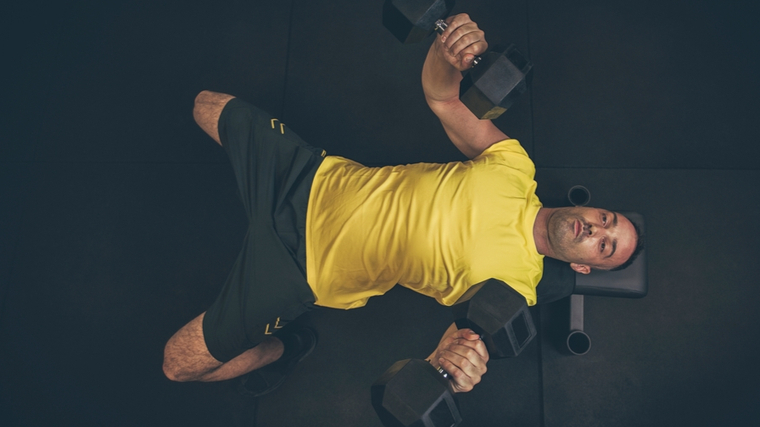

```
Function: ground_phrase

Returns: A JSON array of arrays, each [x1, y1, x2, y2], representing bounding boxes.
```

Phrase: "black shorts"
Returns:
[[202, 98, 324, 362]]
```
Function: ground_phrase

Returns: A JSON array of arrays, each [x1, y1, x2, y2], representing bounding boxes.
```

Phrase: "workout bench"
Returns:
[[536, 186, 648, 355]]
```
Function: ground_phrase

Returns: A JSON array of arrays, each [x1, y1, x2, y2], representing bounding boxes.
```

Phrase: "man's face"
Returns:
[[546, 207, 637, 272]]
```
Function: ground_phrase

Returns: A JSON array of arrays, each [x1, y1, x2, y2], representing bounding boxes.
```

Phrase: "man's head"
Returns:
[[536, 207, 643, 274]]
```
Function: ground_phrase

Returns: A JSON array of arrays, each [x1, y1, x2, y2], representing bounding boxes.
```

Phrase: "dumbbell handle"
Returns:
[[437, 366, 450, 379], [425, 358, 451, 379], [434, 19, 481, 66]]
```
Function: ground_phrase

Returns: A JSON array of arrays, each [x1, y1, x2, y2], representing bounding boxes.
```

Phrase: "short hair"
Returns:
[[610, 219, 644, 271]]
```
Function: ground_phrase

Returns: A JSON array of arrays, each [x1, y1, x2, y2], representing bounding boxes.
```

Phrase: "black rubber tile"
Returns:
[[255, 286, 542, 427], [31, 0, 292, 163], [528, 0, 760, 169], [1, 1, 69, 162], [282, 0, 532, 166], [0, 160, 258, 426], [458, 306, 543, 427], [535, 168, 760, 427], [0, 162, 30, 289], [0, 164, 32, 418]]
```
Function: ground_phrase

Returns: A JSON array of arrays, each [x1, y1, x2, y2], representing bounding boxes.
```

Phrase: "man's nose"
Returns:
[[584, 223, 602, 237]]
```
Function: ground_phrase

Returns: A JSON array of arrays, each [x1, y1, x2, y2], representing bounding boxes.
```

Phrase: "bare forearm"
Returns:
[[422, 40, 463, 106], [422, 43, 487, 158], [419, 15, 508, 158]]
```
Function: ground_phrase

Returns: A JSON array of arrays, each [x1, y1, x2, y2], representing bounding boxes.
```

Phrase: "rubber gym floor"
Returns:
[[2, 0, 759, 426]]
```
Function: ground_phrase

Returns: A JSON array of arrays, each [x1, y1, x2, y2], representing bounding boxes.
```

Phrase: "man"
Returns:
[[163, 14, 642, 396]]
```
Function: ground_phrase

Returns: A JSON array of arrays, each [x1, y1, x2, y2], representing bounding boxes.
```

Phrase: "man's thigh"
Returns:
[[201, 228, 316, 363], [199, 98, 321, 362]]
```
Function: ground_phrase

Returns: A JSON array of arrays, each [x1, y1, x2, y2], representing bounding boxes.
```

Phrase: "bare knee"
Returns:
[[162, 356, 190, 382], [193, 90, 235, 146], [162, 313, 222, 382], [162, 349, 198, 382]]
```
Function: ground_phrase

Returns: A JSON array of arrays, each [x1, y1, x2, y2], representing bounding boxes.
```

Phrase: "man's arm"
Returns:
[[426, 323, 489, 393], [422, 14, 508, 159]]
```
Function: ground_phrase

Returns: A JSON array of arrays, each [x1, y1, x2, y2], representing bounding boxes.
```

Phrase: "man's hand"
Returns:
[[428, 326, 489, 393], [434, 14, 488, 71]]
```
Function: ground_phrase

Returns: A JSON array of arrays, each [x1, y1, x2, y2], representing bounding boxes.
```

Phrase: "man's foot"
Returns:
[[237, 326, 318, 397]]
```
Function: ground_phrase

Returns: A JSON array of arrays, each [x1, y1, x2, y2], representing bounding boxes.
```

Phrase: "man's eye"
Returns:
[[601, 241, 606, 252], [602, 214, 607, 225]]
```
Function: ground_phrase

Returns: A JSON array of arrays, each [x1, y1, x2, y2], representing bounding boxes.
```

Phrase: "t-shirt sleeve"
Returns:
[[474, 139, 536, 179]]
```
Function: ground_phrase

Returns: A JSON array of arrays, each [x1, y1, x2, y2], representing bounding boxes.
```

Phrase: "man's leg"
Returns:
[[162, 312, 283, 382], [193, 90, 234, 146], [165, 93, 321, 390], [167, 91, 283, 382]]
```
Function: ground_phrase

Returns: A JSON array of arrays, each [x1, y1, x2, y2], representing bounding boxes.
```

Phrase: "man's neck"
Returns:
[[533, 207, 554, 257]]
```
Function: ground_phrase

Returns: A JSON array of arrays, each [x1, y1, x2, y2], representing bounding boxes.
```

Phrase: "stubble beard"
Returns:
[[547, 208, 582, 261]]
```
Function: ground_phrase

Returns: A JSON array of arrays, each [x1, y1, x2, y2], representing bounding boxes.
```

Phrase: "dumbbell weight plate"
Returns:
[[383, 0, 455, 44], [451, 278, 537, 358], [371, 359, 462, 427], [459, 45, 532, 120]]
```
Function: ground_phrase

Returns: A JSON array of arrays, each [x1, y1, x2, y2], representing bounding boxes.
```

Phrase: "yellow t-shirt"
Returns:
[[305, 139, 544, 309]]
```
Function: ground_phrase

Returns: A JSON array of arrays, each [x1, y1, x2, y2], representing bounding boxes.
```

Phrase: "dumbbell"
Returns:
[[371, 279, 537, 427], [382, 0, 533, 120]]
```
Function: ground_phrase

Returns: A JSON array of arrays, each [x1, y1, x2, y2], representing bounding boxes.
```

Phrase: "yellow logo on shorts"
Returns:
[[270, 119, 286, 135], [264, 317, 284, 335]]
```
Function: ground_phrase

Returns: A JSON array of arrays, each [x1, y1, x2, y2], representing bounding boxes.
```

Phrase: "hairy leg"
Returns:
[[193, 90, 235, 146], [162, 312, 284, 382]]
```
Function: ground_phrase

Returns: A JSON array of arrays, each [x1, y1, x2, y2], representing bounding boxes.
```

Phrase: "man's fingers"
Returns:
[[438, 13, 469, 43], [452, 336, 490, 362], [434, 327, 489, 393], [433, 329, 488, 370], [446, 26, 485, 56], [444, 13, 473, 35], [441, 328, 474, 345], [438, 17, 487, 70], [438, 358, 473, 392], [441, 330, 489, 361], [439, 345, 487, 377], [438, 355, 481, 393]]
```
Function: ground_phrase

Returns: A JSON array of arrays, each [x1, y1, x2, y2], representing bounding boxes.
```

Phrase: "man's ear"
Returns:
[[570, 263, 591, 275]]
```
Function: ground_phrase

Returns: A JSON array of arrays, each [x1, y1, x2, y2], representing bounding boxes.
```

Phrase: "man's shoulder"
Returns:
[[476, 139, 528, 157], [473, 139, 536, 179]]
